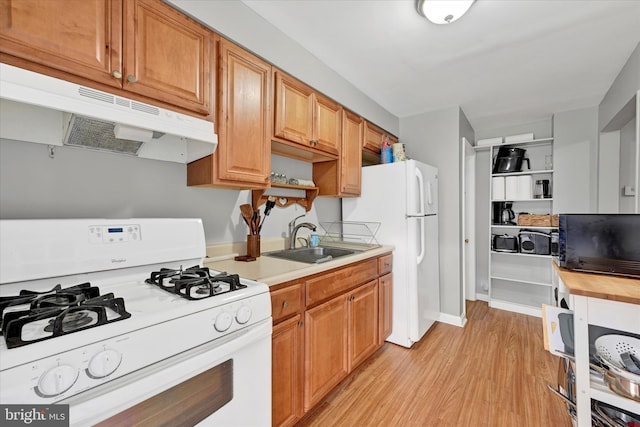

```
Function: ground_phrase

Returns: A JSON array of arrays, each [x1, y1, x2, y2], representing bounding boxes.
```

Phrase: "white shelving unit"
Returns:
[[482, 137, 556, 317], [571, 295, 640, 426]]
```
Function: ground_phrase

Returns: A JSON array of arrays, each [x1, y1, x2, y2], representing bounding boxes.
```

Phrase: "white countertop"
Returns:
[[204, 243, 394, 286]]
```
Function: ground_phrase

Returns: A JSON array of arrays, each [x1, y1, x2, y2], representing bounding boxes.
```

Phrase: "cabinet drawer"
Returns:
[[378, 254, 393, 275], [306, 259, 377, 307], [271, 283, 303, 324]]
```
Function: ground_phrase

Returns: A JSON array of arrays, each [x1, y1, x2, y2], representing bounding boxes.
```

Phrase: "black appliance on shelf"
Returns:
[[492, 234, 518, 252], [519, 230, 551, 255], [558, 214, 640, 277], [492, 147, 530, 174], [493, 201, 516, 225]]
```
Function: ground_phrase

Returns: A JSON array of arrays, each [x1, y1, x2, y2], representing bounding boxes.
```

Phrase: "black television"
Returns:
[[558, 214, 640, 278]]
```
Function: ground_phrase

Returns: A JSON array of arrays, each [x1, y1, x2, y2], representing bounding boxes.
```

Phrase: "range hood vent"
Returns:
[[0, 63, 218, 163]]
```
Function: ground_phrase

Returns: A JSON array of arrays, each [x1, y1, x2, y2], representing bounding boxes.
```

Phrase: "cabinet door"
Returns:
[[124, 0, 211, 114], [348, 280, 378, 370], [364, 121, 384, 154], [0, 0, 122, 88], [313, 93, 341, 156], [214, 38, 271, 186], [378, 273, 393, 345], [272, 315, 304, 427], [304, 295, 348, 411], [274, 72, 314, 146], [340, 109, 364, 196]]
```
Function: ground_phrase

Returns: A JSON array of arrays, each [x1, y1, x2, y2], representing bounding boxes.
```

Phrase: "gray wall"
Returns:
[[400, 106, 462, 319], [0, 138, 340, 244], [598, 131, 621, 213], [553, 106, 599, 214], [168, 0, 398, 135], [620, 117, 638, 213], [599, 42, 640, 132]]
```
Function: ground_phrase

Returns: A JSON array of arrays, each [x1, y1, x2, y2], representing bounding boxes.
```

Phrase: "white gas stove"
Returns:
[[0, 219, 272, 426]]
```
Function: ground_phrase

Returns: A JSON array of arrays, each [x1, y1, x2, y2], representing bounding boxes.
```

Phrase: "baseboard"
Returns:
[[476, 293, 490, 302], [438, 312, 467, 328]]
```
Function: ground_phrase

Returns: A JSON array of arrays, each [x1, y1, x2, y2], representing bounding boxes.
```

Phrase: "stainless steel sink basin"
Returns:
[[265, 246, 359, 264]]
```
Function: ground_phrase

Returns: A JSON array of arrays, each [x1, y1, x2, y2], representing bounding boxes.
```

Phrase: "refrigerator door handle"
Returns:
[[417, 216, 426, 264], [415, 167, 426, 215], [406, 213, 437, 218]]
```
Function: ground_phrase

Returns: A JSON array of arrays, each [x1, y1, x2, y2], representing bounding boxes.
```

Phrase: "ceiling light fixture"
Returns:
[[416, 0, 475, 24]]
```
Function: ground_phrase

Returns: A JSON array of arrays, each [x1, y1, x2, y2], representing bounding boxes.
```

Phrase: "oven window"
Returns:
[[95, 359, 233, 427]]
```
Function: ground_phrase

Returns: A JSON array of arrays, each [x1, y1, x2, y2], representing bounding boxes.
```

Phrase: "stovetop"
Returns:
[[0, 261, 268, 370]]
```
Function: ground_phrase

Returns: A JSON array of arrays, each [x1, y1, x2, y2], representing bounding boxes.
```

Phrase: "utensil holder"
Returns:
[[247, 234, 260, 258]]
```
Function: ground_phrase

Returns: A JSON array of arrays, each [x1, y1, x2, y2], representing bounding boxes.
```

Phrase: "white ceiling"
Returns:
[[241, 0, 640, 131]]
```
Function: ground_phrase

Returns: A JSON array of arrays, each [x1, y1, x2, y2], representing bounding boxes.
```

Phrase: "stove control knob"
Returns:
[[214, 312, 233, 332], [87, 349, 122, 379], [236, 305, 252, 324], [37, 365, 78, 397]]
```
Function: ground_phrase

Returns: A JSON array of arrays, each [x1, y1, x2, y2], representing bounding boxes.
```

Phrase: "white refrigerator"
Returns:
[[342, 160, 440, 348]]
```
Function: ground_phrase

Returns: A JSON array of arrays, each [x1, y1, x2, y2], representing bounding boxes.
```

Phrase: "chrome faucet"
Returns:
[[288, 214, 317, 250]]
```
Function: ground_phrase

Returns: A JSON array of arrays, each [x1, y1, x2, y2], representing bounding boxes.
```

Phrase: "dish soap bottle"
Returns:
[[381, 137, 393, 163]]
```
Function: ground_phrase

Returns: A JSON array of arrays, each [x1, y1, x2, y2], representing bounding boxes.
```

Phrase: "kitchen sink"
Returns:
[[264, 246, 359, 264]]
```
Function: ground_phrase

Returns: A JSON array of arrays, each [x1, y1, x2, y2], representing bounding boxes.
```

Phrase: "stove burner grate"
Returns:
[[145, 266, 246, 300], [0, 284, 131, 349]]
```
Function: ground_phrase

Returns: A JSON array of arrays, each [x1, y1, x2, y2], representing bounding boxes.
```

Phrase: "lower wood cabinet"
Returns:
[[271, 253, 392, 427], [378, 273, 393, 345], [304, 293, 349, 411], [272, 315, 304, 427], [348, 280, 379, 371]]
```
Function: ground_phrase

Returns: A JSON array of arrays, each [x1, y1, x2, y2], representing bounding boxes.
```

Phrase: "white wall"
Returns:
[[474, 149, 490, 298], [400, 106, 462, 318], [168, 0, 398, 135], [553, 106, 599, 214]]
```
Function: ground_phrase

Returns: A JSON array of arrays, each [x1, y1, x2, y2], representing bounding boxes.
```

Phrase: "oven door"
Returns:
[[64, 318, 272, 427]]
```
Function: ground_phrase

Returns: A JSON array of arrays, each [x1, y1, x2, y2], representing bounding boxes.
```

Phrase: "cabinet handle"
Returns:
[[111, 70, 122, 79], [282, 300, 289, 309], [127, 75, 138, 83], [298, 320, 303, 327]]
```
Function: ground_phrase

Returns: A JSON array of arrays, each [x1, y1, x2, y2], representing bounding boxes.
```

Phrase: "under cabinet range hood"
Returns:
[[0, 63, 217, 163]]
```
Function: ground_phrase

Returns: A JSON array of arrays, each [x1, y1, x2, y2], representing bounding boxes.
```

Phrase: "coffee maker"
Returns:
[[493, 202, 516, 225]]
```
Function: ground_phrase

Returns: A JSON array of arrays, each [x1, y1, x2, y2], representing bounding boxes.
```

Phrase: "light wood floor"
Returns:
[[295, 300, 573, 427]]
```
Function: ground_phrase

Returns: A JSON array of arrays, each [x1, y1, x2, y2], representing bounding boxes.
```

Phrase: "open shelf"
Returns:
[[492, 169, 553, 177], [252, 183, 319, 212], [491, 225, 558, 230]]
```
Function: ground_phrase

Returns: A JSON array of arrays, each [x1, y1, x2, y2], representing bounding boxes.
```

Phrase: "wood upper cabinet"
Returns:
[[340, 109, 364, 196], [0, 0, 122, 88], [312, 109, 363, 197], [274, 71, 340, 157], [364, 121, 385, 154], [187, 38, 271, 189], [0, 0, 212, 115], [123, 0, 211, 114], [313, 92, 341, 155]]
